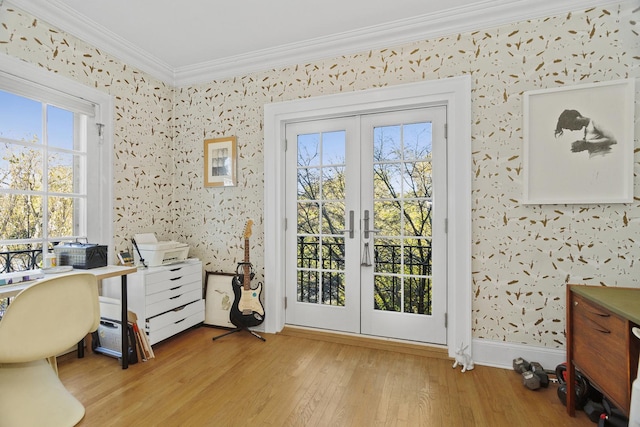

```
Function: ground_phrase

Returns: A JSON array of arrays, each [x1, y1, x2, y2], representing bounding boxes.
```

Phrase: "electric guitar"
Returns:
[[229, 220, 265, 328]]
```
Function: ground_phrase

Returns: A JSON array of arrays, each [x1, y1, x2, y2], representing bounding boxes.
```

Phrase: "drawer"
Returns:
[[146, 289, 202, 318], [144, 262, 201, 284], [147, 299, 204, 330], [146, 302, 205, 345], [145, 271, 201, 296], [572, 294, 628, 410], [145, 281, 202, 306], [144, 262, 201, 283]]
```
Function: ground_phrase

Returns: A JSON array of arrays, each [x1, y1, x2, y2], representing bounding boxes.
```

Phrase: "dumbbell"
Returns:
[[513, 358, 549, 390], [513, 357, 530, 373], [529, 362, 550, 388]]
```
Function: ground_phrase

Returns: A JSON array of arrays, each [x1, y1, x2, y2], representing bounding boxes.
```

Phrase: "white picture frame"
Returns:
[[522, 79, 635, 204], [203, 271, 236, 328]]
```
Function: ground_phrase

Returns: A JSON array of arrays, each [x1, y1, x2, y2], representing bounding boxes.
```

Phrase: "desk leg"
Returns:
[[121, 274, 128, 370]]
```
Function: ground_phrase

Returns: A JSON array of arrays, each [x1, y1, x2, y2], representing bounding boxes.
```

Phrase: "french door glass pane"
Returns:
[[372, 122, 434, 314], [296, 130, 346, 306]]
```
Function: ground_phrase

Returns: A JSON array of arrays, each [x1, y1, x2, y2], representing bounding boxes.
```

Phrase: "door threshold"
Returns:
[[279, 325, 449, 360]]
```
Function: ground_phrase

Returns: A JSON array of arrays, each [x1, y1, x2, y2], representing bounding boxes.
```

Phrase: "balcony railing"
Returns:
[[0, 248, 43, 274], [297, 237, 432, 314]]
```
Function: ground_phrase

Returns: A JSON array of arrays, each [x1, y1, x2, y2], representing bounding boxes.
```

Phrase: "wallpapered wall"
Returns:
[[1, 2, 638, 349]]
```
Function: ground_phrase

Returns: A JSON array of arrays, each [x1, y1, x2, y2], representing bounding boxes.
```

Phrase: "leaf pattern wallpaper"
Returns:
[[1, 2, 638, 348]]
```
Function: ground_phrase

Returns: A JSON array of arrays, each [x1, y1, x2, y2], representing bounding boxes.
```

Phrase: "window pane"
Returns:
[[321, 166, 344, 200], [0, 90, 42, 143], [48, 152, 81, 194], [374, 125, 401, 160], [47, 196, 77, 238], [297, 133, 320, 167], [403, 122, 432, 160], [297, 168, 320, 200], [0, 194, 43, 240], [297, 202, 319, 234], [0, 144, 43, 191], [46, 105, 75, 150], [321, 131, 345, 165], [321, 202, 344, 235]]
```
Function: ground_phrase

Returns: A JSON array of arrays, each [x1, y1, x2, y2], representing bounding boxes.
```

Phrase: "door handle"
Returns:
[[338, 210, 354, 239], [362, 210, 380, 239]]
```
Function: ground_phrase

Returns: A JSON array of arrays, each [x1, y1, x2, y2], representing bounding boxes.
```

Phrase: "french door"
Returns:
[[284, 107, 447, 344]]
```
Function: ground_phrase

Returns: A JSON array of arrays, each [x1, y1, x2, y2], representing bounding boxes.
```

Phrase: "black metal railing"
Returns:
[[0, 249, 43, 274], [297, 237, 433, 314]]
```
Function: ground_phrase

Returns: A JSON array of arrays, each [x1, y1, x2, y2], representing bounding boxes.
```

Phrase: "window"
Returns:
[[0, 52, 113, 273]]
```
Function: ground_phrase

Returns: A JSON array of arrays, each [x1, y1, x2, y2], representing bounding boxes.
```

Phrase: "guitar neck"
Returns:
[[243, 238, 251, 290]]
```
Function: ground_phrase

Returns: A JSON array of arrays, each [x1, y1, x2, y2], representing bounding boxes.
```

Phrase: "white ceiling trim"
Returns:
[[6, 0, 626, 87]]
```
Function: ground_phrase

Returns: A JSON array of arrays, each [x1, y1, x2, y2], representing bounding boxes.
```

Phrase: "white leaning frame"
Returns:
[[523, 79, 635, 204]]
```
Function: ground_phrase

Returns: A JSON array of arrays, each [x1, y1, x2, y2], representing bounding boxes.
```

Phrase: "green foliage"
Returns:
[[0, 142, 74, 245]]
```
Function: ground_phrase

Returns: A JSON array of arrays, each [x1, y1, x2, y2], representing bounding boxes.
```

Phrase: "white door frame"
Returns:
[[264, 75, 472, 358]]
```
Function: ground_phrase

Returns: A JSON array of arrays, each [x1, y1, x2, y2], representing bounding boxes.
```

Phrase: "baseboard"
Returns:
[[278, 326, 565, 371], [280, 325, 449, 360], [472, 338, 566, 372]]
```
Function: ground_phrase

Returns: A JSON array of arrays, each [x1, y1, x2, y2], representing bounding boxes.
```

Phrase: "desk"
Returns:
[[0, 265, 137, 369], [566, 285, 640, 416]]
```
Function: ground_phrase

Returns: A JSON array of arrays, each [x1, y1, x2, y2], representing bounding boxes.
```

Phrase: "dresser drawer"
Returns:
[[146, 288, 202, 318], [145, 270, 201, 296], [145, 281, 202, 306], [147, 299, 205, 330], [146, 300, 205, 344], [144, 262, 201, 284], [572, 294, 627, 409]]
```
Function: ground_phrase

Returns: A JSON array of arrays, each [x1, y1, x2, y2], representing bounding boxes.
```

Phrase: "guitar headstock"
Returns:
[[243, 220, 254, 239]]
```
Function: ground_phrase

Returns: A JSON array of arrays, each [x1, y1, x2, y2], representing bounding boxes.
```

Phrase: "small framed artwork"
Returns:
[[204, 136, 237, 187], [523, 79, 635, 204], [203, 271, 236, 328]]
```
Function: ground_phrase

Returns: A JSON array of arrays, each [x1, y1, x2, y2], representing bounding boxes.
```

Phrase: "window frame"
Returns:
[[0, 52, 114, 266]]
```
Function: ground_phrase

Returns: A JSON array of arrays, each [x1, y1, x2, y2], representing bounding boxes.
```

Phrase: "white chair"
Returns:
[[0, 273, 100, 427]]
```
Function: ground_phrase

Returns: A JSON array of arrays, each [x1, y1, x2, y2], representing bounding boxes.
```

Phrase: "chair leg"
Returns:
[[47, 356, 59, 376]]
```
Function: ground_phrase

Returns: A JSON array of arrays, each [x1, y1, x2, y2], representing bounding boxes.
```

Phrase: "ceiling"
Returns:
[[6, 0, 619, 86]]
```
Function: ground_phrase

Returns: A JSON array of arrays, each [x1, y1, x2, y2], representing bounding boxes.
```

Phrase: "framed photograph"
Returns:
[[203, 271, 236, 328], [523, 79, 635, 204], [204, 136, 236, 187]]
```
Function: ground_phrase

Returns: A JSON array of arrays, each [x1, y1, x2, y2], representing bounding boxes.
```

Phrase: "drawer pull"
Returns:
[[585, 309, 610, 318], [169, 295, 181, 300], [170, 276, 183, 281], [590, 325, 611, 334], [174, 318, 186, 324], [170, 267, 183, 272], [170, 286, 181, 291], [574, 301, 610, 317]]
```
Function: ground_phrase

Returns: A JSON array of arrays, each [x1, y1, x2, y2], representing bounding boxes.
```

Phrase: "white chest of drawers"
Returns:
[[102, 259, 204, 345]]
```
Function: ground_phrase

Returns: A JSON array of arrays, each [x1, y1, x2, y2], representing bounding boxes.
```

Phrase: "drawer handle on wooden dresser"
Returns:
[[574, 301, 610, 317], [590, 325, 611, 334]]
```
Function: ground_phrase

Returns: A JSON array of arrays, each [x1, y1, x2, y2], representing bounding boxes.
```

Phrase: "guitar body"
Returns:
[[230, 273, 265, 328]]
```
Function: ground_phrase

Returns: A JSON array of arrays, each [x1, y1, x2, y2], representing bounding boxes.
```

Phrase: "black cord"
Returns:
[[131, 238, 147, 268]]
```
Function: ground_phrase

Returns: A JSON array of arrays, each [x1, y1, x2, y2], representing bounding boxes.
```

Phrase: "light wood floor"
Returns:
[[58, 326, 591, 426]]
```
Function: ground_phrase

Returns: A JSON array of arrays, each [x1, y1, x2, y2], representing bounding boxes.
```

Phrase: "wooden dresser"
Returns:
[[566, 285, 640, 417]]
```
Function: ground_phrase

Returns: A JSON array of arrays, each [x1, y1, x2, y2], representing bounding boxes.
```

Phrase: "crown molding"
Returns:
[[6, 0, 627, 88], [5, 0, 176, 84]]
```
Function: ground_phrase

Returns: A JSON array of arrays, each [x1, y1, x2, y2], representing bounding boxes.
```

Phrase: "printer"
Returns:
[[133, 233, 190, 267]]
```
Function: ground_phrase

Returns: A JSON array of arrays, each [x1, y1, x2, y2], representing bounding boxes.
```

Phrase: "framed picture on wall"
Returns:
[[522, 79, 635, 204], [204, 136, 237, 187]]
